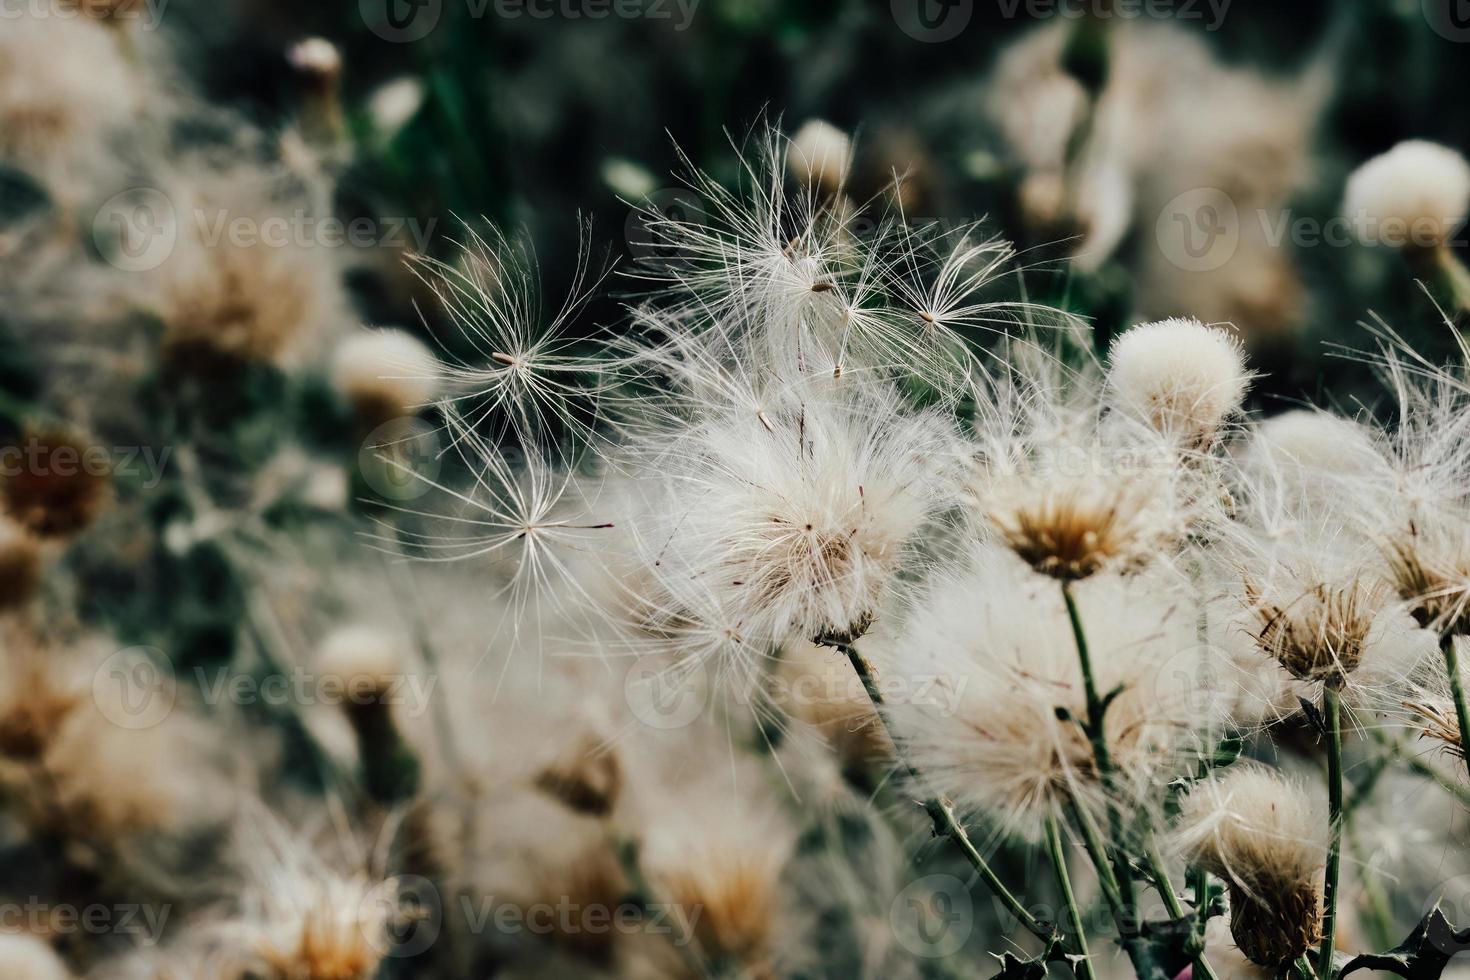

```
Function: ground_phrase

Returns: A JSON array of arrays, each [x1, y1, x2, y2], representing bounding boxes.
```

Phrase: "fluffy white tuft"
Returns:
[[1342, 140, 1470, 249], [330, 328, 442, 419], [0, 933, 70, 980], [314, 623, 409, 692], [883, 545, 1225, 842], [786, 119, 852, 194], [1107, 317, 1250, 447]]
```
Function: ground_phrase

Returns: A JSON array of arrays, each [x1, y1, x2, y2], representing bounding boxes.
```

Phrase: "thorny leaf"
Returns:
[[1137, 914, 1197, 980], [1337, 905, 1470, 980], [988, 938, 1083, 980]]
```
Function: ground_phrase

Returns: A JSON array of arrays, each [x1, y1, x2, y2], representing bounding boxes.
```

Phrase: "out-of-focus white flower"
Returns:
[[0, 933, 71, 980], [366, 76, 425, 141], [0, 16, 141, 173], [1343, 140, 1470, 249], [330, 327, 442, 422], [787, 119, 851, 194]]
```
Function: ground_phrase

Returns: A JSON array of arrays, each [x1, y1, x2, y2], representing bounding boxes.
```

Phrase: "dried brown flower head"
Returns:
[[1250, 576, 1385, 686], [1404, 698, 1465, 760], [991, 483, 1159, 581], [1, 431, 111, 538], [0, 517, 42, 610], [534, 734, 622, 818], [1229, 876, 1323, 968], [1386, 528, 1470, 637]]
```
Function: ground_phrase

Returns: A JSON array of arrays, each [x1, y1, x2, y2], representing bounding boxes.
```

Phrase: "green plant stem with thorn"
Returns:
[[827, 640, 1065, 952], [1061, 581, 1173, 980], [1047, 812, 1096, 980], [1319, 685, 1344, 980], [1438, 632, 1470, 782]]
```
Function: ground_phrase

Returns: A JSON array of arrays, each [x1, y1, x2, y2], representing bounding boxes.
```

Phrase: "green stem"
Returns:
[[1439, 632, 1470, 783], [1060, 583, 1139, 919], [1370, 726, 1470, 809], [1295, 954, 1315, 980], [1065, 801, 1160, 979], [1191, 866, 1211, 932], [1066, 800, 1124, 915], [1046, 813, 1096, 980], [1145, 847, 1221, 980], [1319, 686, 1344, 980], [832, 642, 1061, 948]]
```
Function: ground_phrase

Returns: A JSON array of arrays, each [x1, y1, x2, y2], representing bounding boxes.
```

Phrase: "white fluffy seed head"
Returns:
[[315, 624, 408, 694], [633, 385, 953, 660], [1243, 410, 1385, 482], [1343, 140, 1470, 249], [0, 933, 70, 980], [330, 328, 442, 422], [884, 546, 1224, 842], [786, 119, 851, 194], [287, 37, 342, 82], [1174, 765, 1326, 966], [366, 77, 425, 140], [1107, 318, 1250, 447]]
